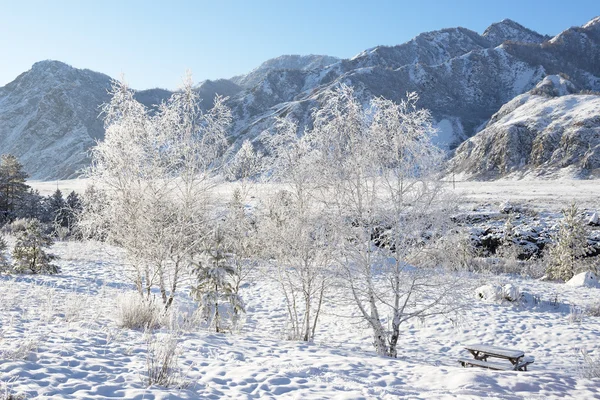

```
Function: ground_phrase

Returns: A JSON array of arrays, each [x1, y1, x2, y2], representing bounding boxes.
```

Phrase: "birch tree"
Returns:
[[260, 117, 335, 342], [82, 74, 231, 309], [308, 85, 459, 357]]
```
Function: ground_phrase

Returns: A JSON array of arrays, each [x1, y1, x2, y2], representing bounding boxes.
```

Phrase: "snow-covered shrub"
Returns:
[[145, 332, 188, 388], [547, 202, 589, 281], [0, 378, 26, 400], [11, 219, 58, 274], [1, 218, 32, 236], [0, 338, 39, 361], [568, 305, 585, 324], [429, 230, 480, 271], [586, 302, 600, 317], [115, 292, 163, 330], [579, 350, 600, 379]]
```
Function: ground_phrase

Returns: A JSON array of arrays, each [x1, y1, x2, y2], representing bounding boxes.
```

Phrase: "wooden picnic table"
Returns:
[[459, 344, 534, 371]]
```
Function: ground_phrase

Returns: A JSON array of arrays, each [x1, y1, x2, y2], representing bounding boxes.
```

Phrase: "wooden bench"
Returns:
[[459, 344, 534, 371]]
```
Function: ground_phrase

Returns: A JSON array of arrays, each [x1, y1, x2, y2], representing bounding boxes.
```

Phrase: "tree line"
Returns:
[[0, 154, 82, 231]]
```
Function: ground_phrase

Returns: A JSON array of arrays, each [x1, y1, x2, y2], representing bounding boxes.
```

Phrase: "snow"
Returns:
[[583, 16, 600, 30], [2, 179, 600, 398], [1, 238, 600, 399]]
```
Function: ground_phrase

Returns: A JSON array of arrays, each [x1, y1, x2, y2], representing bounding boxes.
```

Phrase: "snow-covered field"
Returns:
[[29, 178, 600, 211], [2, 178, 598, 399]]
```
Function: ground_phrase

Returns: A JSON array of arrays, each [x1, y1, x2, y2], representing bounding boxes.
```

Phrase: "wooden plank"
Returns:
[[464, 344, 524, 359], [458, 358, 516, 371]]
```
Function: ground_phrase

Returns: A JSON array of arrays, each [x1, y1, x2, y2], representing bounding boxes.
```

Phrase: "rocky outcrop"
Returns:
[[449, 75, 600, 179]]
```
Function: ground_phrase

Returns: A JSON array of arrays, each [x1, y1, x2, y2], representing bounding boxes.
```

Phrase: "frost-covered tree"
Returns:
[[223, 188, 259, 297], [260, 117, 336, 342], [547, 202, 589, 281], [12, 219, 58, 274], [82, 74, 231, 309], [226, 140, 263, 182], [191, 228, 245, 333], [303, 85, 459, 357]]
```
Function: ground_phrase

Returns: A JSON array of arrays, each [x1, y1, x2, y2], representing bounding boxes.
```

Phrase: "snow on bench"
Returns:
[[460, 344, 534, 371], [464, 344, 524, 360]]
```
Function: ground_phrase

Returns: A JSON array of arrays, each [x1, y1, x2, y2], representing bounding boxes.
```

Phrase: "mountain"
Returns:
[[1, 17, 600, 180], [482, 19, 551, 47], [449, 75, 600, 179], [228, 17, 599, 150], [230, 55, 339, 89], [0, 61, 112, 179]]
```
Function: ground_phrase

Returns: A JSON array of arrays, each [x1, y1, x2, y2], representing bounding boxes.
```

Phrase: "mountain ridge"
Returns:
[[1, 16, 599, 179]]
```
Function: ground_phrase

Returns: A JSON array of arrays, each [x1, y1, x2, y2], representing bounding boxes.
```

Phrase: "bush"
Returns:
[[115, 292, 163, 330], [145, 332, 188, 388]]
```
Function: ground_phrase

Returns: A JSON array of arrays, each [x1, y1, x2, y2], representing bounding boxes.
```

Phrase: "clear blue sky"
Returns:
[[1, 0, 598, 90]]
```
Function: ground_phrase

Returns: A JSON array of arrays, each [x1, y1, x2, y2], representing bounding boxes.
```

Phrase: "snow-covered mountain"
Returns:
[[449, 75, 600, 179], [224, 16, 600, 151], [0, 61, 112, 179], [482, 19, 551, 47], [230, 54, 340, 89], [1, 17, 599, 180]]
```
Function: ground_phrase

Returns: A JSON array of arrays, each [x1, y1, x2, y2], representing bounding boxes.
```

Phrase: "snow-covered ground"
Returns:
[[3, 178, 598, 399], [1, 242, 599, 398]]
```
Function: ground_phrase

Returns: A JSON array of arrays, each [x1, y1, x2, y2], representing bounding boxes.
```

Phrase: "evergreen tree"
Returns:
[[191, 229, 244, 333], [44, 189, 67, 226], [547, 202, 589, 281], [0, 154, 29, 224], [12, 219, 58, 274], [64, 191, 82, 230], [0, 236, 9, 273], [16, 188, 44, 221]]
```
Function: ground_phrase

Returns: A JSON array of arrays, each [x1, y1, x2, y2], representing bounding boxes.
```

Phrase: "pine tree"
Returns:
[[191, 229, 244, 333], [547, 202, 589, 281], [16, 189, 44, 221], [0, 154, 29, 224], [64, 191, 82, 233], [0, 236, 10, 273], [45, 189, 67, 226], [12, 219, 59, 274]]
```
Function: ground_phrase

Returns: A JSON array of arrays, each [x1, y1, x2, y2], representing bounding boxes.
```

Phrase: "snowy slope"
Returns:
[[450, 75, 600, 179]]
